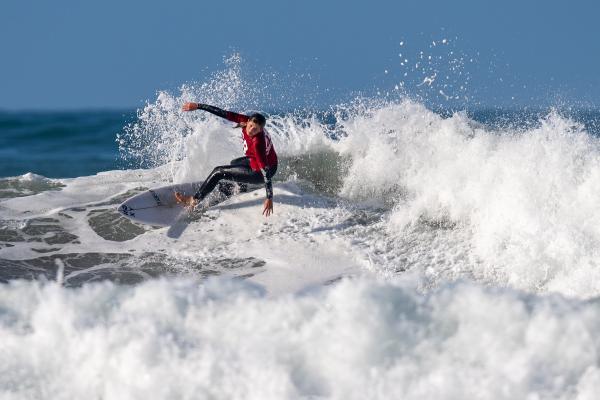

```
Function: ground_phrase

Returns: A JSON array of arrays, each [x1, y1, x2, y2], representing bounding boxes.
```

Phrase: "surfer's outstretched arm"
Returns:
[[182, 102, 248, 124]]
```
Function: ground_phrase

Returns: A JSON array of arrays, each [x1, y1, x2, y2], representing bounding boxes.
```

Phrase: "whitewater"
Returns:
[[2, 61, 600, 399]]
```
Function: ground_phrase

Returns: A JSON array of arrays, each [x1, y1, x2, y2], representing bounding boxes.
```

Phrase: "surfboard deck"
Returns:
[[117, 182, 202, 227], [117, 181, 255, 227]]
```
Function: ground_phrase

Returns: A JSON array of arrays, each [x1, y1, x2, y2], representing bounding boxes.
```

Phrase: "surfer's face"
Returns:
[[246, 119, 263, 136]]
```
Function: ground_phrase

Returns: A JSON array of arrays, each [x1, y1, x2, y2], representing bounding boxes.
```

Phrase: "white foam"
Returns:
[[328, 101, 600, 296], [1, 167, 168, 217], [17, 172, 49, 182], [1, 277, 599, 399]]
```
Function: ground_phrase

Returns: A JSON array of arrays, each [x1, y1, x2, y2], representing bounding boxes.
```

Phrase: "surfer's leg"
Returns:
[[228, 157, 251, 192], [217, 182, 237, 197], [194, 164, 263, 201], [229, 156, 250, 167]]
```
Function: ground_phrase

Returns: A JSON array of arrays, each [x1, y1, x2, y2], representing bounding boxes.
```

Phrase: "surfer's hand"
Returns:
[[182, 102, 199, 112], [263, 198, 273, 217], [174, 192, 197, 208]]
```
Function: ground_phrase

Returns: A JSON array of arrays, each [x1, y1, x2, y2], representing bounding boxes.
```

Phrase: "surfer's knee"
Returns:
[[210, 166, 227, 178]]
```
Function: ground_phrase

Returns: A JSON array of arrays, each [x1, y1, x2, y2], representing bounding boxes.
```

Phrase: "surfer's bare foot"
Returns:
[[174, 192, 197, 208]]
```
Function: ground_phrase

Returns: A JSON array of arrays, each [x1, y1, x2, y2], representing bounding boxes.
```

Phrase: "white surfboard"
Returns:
[[117, 182, 203, 227], [117, 181, 257, 228]]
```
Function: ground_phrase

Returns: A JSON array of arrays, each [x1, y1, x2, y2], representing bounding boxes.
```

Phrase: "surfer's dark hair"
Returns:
[[249, 113, 266, 127]]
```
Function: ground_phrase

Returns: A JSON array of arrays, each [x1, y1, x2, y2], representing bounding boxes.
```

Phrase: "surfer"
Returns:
[[174, 103, 278, 217]]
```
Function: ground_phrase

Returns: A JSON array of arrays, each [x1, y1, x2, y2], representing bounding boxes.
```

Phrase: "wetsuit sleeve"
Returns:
[[262, 170, 273, 200], [252, 135, 274, 199], [197, 104, 249, 124]]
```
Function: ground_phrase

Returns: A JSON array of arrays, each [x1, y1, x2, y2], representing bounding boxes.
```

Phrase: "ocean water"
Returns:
[[0, 110, 134, 178], [2, 62, 600, 399]]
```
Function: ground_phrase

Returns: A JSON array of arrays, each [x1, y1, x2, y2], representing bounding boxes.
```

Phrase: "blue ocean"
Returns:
[[0, 110, 135, 178], [2, 59, 600, 398]]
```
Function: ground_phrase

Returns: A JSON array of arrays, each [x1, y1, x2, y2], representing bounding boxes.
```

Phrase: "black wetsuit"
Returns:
[[193, 156, 277, 201]]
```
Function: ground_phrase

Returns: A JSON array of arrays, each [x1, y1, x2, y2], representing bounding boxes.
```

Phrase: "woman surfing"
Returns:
[[174, 102, 278, 217]]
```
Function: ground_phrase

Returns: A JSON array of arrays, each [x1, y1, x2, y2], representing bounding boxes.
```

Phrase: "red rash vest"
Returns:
[[220, 110, 278, 171]]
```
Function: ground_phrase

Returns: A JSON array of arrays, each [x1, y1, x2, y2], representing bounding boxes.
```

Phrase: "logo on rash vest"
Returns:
[[242, 133, 248, 153], [264, 129, 273, 154]]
